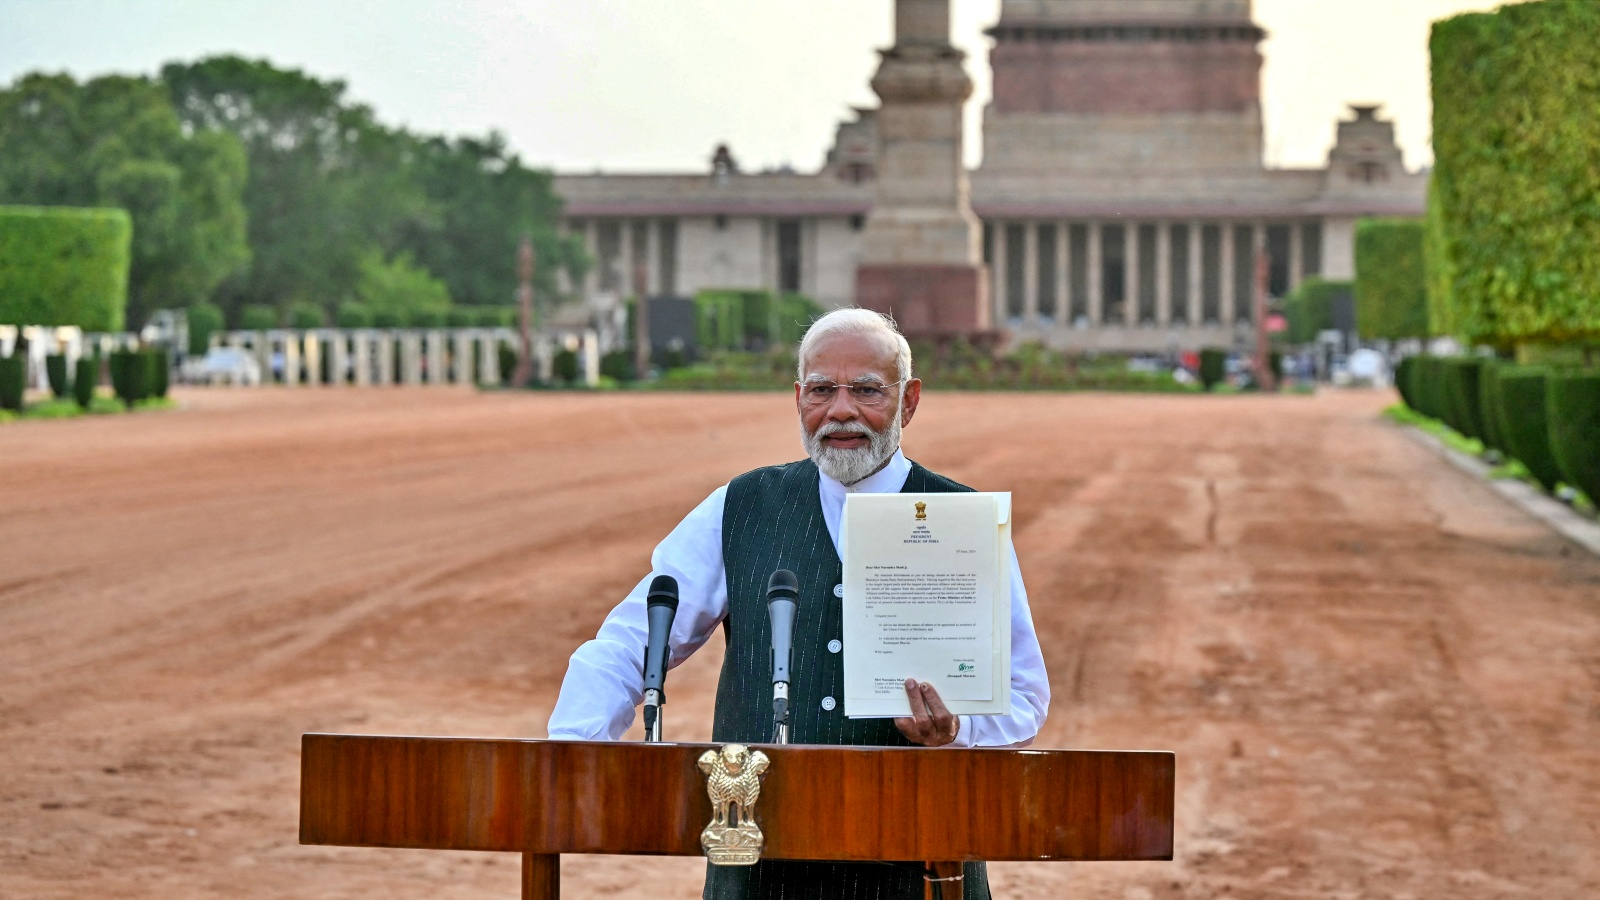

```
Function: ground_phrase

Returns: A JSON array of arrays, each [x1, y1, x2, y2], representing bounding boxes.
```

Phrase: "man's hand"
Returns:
[[894, 678, 959, 747]]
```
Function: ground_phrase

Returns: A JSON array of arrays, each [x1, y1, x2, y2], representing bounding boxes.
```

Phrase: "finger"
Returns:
[[903, 678, 930, 723], [919, 683, 956, 742]]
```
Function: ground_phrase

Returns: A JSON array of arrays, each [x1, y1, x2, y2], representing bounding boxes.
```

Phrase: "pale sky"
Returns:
[[0, 0, 1500, 174]]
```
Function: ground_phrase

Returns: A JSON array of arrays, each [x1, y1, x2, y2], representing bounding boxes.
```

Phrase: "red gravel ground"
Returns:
[[2, 387, 1598, 898]]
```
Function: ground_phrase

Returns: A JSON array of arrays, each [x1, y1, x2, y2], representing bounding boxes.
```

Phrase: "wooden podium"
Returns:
[[300, 734, 1174, 899]]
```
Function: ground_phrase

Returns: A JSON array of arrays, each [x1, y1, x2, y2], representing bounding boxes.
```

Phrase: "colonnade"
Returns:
[[985, 219, 1327, 330], [213, 328, 536, 387]]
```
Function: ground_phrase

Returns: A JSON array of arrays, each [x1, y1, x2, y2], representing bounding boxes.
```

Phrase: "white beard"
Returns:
[[802, 416, 901, 486]]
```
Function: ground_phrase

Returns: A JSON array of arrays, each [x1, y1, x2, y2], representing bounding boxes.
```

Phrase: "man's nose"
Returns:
[[824, 389, 860, 419]]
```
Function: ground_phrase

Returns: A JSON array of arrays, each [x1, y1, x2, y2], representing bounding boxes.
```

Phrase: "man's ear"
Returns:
[[900, 378, 922, 427]]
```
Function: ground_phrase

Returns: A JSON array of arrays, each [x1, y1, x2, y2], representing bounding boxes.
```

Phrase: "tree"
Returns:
[[1355, 219, 1428, 340], [353, 250, 450, 325], [0, 72, 250, 327]]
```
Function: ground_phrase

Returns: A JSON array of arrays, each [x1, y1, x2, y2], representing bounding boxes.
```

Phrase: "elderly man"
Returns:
[[548, 308, 1050, 900]]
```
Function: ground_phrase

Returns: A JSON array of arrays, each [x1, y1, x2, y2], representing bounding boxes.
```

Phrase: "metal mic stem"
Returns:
[[643, 688, 663, 742], [773, 683, 790, 744]]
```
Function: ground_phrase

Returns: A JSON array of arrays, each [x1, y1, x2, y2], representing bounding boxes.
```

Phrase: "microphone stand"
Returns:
[[767, 569, 799, 745]]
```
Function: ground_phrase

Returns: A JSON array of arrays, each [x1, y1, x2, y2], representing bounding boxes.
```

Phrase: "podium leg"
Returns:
[[924, 860, 963, 900], [522, 852, 559, 899]]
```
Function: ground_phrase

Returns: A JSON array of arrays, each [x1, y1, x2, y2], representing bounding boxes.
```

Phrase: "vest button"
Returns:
[[821, 696, 836, 711], [832, 584, 844, 598], [827, 639, 842, 654]]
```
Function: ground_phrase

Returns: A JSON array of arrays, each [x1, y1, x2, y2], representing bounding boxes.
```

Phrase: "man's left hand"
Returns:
[[894, 678, 959, 747]]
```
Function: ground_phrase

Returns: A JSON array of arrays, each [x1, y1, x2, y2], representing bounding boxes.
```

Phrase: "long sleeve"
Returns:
[[546, 486, 730, 740], [948, 544, 1050, 747]]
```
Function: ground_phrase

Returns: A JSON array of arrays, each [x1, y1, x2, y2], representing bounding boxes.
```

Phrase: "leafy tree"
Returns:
[[354, 250, 450, 324], [0, 72, 250, 327]]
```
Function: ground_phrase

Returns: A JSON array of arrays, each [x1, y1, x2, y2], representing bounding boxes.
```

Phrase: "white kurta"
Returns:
[[546, 449, 1051, 747]]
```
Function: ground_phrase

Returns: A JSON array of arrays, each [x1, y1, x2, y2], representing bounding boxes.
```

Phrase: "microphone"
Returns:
[[641, 574, 679, 742], [767, 569, 800, 744]]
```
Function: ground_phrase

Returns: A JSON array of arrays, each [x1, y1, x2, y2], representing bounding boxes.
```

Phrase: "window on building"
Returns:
[[1037, 224, 1058, 321], [1201, 225, 1222, 323], [714, 214, 729, 231], [776, 219, 802, 293], [1266, 224, 1291, 297], [1138, 224, 1158, 324], [597, 221, 622, 292], [657, 219, 679, 297], [1300, 222, 1323, 279], [1101, 225, 1126, 324], [1232, 225, 1255, 322], [1170, 224, 1190, 324], [1069, 224, 1089, 324], [1005, 223, 1025, 321]]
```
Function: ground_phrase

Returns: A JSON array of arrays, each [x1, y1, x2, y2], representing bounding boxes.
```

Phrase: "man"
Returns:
[[548, 308, 1050, 899]]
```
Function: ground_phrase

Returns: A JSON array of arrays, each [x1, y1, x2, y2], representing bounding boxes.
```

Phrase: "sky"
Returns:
[[0, 0, 1501, 174]]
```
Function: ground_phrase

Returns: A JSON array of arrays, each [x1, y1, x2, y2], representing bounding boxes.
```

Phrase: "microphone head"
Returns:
[[646, 574, 680, 611], [766, 569, 799, 602]]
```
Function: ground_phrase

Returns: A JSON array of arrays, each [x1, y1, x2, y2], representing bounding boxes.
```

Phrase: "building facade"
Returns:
[[554, 0, 1426, 352]]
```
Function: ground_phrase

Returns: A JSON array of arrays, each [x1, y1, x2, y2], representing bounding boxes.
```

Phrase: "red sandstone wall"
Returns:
[[991, 40, 1261, 115]]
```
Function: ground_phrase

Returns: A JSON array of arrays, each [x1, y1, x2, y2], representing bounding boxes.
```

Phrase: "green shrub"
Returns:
[[1355, 219, 1428, 340], [287, 301, 326, 329], [410, 307, 446, 329], [147, 349, 170, 399], [372, 308, 406, 329], [1477, 361, 1508, 454], [1430, 3, 1600, 345], [0, 355, 23, 411], [240, 304, 277, 330], [0, 205, 131, 331], [478, 307, 516, 328], [187, 302, 224, 355], [73, 356, 96, 408], [1198, 348, 1227, 392], [497, 343, 518, 385], [1420, 357, 1451, 421], [600, 349, 633, 382], [109, 349, 149, 407], [1496, 367, 1564, 491], [446, 307, 476, 328], [1440, 358, 1485, 439], [1395, 356, 1419, 410], [336, 302, 373, 329], [46, 354, 69, 399], [553, 348, 579, 383], [1546, 371, 1600, 503], [1282, 278, 1351, 345]]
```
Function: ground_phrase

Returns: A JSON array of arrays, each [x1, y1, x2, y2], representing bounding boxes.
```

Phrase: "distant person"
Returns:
[[548, 308, 1050, 900]]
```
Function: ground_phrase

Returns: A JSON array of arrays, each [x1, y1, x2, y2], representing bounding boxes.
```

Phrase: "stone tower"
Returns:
[[854, 0, 991, 338], [984, 0, 1265, 173]]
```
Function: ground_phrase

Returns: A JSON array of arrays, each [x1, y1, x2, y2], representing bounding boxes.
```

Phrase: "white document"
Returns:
[[841, 492, 1012, 718]]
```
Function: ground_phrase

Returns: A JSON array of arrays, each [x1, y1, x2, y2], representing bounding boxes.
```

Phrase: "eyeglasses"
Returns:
[[798, 379, 904, 408]]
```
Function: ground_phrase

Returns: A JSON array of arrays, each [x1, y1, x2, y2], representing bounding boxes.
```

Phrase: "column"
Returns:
[[401, 333, 422, 385], [303, 331, 322, 386], [452, 331, 473, 384], [1289, 221, 1305, 296], [280, 332, 300, 387], [1187, 221, 1203, 327], [991, 222, 1008, 325], [582, 330, 600, 387], [254, 331, 271, 383], [1124, 227, 1139, 327], [1057, 222, 1070, 327], [329, 331, 348, 386], [479, 332, 499, 385], [1220, 225, 1236, 326], [425, 331, 447, 385], [376, 332, 395, 385], [1156, 222, 1172, 326], [1087, 222, 1103, 326]]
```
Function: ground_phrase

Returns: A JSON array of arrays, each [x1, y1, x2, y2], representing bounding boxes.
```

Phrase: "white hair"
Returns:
[[796, 308, 913, 383]]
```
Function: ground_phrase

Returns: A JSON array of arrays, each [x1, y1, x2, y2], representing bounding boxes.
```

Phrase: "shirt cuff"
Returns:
[[944, 715, 973, 748]]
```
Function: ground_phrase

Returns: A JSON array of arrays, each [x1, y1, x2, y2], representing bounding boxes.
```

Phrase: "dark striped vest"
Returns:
[[703, 457, 991, 900]]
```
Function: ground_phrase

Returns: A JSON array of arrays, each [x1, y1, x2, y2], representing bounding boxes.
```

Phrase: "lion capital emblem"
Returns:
[[697, 743, 771, 865]]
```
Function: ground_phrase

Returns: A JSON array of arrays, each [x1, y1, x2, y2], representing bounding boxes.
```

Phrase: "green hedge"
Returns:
[[1430, 2, 1600, 345], [1496, 367, 1564, 491], [1198, 348, 1227, 391], [1282, 278, 1351, 345], [46, 354, 69, 399], [0, 206, 130, 331], [1440, 358, 1486, 440], [336, 302, 373, 329], [148, 348, 170, 399], [73, 356, 96, 408], [0, 355, 22, 410], [1547, 371, 1600, 502], [187, 303, 224, 355], [694, 290, 822, 352], [1476, 361, 1508, 454], [1395, 356, 1418, 410], [1355, 219, 1428, 339]]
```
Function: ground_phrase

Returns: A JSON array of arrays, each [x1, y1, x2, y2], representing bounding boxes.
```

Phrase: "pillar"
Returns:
[[1188, 221, 1203, 327], [1087, 222, 1103, 326], [1056, 222, 1070, 327], [1289, 221, 1305, 296], [479, 332, 499, 385], [1220, 225, 1236, 326], [377, 332, 396, 385], [280, 332, 299, 388], [1022, 223, 1039, 324], [452, 331, 473, 384], [302, 331, 322, 386], [329, 331, 348, 387], [1156, 222, 1172, 326], [425, 331, 446, 385], [990, 223, 1007, 325], [581, 330, 600, 387], [1124, 227, 1139, 328], [400, 333, 422, 385], [254, 331, 271, 383]]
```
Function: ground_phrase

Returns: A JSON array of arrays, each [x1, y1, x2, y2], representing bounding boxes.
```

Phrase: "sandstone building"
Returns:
[[554, 0, 1426, 352]]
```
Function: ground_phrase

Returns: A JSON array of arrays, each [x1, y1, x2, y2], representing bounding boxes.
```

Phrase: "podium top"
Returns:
[[300, 734, 1173, 862]]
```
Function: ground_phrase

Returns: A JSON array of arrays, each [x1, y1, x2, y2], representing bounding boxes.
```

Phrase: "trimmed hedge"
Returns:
[[148, 349, 170, 399], [1496, 367, 1564, 491], [1430, 3, 1600, 344], [336, 302, 373, 329], [0, 355, 23, 411], [1282, 278, 1351, 344], [187, 303, 224, 356], [0, 205, 131, 331], [1547, 371, 1600, 502], [46, 354, 70, 399], [109, 350, 149, 407], [1441, 358, 1486, 440], [1199, 348, 1227, 391], [1395, 356, 1419, 410], [1355, 219, 1428, 339], [1477, 361, 1508, 454], [73, 356, 96, 408], [240, 305, 277, 331]]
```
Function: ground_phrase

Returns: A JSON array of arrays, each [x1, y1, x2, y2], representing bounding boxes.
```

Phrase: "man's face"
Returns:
[[795, 332, 922, 483]]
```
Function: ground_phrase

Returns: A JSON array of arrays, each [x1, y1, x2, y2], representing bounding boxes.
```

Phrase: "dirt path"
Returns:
[[2, 387, 1596, 898]]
